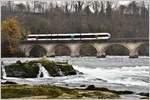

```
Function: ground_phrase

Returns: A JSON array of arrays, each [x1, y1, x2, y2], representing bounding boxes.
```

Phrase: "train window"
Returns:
[[97, 35, 109, 37], [74, 35, 95, 38]]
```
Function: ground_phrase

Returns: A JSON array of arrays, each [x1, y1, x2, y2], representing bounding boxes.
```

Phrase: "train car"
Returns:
[[27, 33, 111, 41]]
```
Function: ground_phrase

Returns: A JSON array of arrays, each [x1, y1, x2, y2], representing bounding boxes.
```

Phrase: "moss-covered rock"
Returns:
[[80, 91, 119, 99], [4, 58, 77, 78], [138, 92, 149, 97], [29, 59, 76, 77], [57, 64, 76, 76], [85, 85, 134, 95], [1, 84, 32, 98], [5, 61, 39, 78], [1, 84, 120, 99], [2, 81, 17, 84]]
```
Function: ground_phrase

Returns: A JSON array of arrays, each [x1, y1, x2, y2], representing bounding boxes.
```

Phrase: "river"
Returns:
[[1, 56, 149, 95]]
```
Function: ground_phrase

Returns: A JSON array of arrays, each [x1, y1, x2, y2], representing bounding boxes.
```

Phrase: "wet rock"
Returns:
[[56, 64, 77, 76], [85, 85, 134, 95], [67, 71, 76, 75], [5, 62, 39, 78], [4, 59, 78, 78], [65, 84, 69, 86], [85, 85, 96, 90], [85, 85, 109, 91], [97, 55, 106, 58], [76, 70, 83, 75], [138, 92, 149, 97], [16, 60, 22, 64], [129, 55, 138, 58], [2, 81, 17, 84], [5, 61, 39, 78], [12, 71, 26, 77], [80, 85, 86, 87], [49, 55, 55, 57], [40, 72, 44, 77], [115, 90, 134, 94]]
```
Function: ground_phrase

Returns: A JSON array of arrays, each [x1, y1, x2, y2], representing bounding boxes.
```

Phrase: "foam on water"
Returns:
[[1, 64, 7, 79], [37, 63, 50, 78], [73, 65, 149, 86]]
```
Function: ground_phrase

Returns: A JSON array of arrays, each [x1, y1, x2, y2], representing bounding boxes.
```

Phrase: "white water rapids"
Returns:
[[1, 64, 7, 79], [73, 65, 149, 86], [37, 63, 50, 78]]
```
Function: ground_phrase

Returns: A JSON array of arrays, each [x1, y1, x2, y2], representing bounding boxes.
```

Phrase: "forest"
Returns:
[[1, 0, 149, 57]]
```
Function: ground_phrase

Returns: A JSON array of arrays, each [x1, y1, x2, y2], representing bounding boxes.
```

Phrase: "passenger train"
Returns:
[[27, 33, 111, 41]]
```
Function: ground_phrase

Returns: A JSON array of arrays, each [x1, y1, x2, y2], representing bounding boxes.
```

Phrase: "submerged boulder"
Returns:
[[138, 92, 149, 97], [85, 85, 96, 90], [4, 59, 77, 78]]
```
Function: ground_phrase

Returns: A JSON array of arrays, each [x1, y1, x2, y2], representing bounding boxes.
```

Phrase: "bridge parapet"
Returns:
[[21, 38, 149, 44]]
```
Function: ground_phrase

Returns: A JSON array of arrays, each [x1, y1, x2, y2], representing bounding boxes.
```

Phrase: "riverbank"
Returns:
[[1, 84, 119, 99], [2, 83, 148, 99]]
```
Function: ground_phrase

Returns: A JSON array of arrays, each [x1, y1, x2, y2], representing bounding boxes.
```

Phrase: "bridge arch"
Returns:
[[54, 44, 71, 56], [79, 44, 97, 56], [104, 43, 130, 56], [29, 44, 47, 57]]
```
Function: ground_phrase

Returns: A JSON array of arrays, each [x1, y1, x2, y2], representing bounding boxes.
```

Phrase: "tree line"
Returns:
[[2, 0, 149, 38]]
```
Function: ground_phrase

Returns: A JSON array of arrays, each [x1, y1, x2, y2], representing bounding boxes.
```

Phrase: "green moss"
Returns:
[[85, 85, 134, 95], [5, 61, 39, 78], [140, 96, 149, 99], [4, 58, 77, 78], [1, 85, 32, 98], [1, 84, 79, 99], [56, 61, 68, 64], [81, 91, 119, 99], [1, 84, 120, 99], [37, 59, 76, 76], [32, 85, 63, 97], [38, 59, 60, 76], [59, 64, 76, 76]]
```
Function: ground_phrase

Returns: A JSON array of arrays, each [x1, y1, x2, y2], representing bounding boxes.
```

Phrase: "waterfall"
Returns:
[[58, 68, 64, 76], [37, 63, 50, 78], [1, 63, 7, 79]]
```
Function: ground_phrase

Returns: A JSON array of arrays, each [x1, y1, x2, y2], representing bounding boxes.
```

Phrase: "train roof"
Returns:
[[28, 33, 110, 37]]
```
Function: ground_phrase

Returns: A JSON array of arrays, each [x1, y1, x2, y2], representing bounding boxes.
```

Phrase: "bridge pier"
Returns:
[[96, 51, 106, 58], [25, 51, 30, 57], [68, 44, 80, 57], [93, 43, 109, 58], [45, 45, 56, 57], [47, 52, 55, 57], [129, 50, 139, 58], [71, 52, 80, 57], [123, 43, 141, 58]]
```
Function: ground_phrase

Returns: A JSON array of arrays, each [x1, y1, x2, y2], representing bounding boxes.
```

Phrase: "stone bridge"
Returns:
[[19, 38, 149, 58]]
